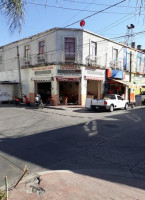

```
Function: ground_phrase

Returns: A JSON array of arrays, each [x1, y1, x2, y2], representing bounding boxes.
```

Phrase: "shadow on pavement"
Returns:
[[0, 106, 145, 191]]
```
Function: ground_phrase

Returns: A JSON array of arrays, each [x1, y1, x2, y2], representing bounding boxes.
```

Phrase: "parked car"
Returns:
[[140, 91, 145, 103], [91, 94, 129, 112]]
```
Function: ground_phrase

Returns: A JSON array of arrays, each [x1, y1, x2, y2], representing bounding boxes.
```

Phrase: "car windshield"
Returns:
[[104, 95, 116, 100], [141, 91, 145, 95]]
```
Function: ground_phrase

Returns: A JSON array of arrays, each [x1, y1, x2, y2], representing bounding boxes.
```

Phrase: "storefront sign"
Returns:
[[35, 70, 51, 76], [57, 69, 81, 75], [106, 69, 123, 79], [56, 77, 80, 82], [60, 65, 80, 70], [32, 66, 53, 71], [134, 74, 145, 86], [84, 69, 105, 81]]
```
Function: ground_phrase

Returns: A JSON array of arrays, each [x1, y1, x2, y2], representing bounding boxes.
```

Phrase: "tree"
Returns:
[[0, 0, 25, 32]]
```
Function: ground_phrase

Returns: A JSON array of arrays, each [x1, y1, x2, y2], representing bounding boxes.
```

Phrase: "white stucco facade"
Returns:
[[0, 28, 145, 105]]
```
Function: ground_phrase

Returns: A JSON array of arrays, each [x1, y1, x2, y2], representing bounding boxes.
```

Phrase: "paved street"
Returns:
[[0, 105, 145, 198]]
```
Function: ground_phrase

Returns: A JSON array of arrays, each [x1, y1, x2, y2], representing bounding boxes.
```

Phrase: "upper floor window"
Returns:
[[113, 48, 118, 61], [0, 56, 2, 64], [39, 41, 45, 54], [65, 37, 75, 62], [137, 56, 141, 67], [90, 42, 97, 60], [144, 57, 145, 74], [126, 52, 130, 71], [24, 45, 30, 58]]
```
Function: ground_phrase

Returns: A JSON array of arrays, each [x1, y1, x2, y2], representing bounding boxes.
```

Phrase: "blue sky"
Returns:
[[0, 0, 145, 48]]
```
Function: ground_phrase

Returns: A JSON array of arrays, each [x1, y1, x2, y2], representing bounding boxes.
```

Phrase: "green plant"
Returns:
[[0, 191, 6, 200]]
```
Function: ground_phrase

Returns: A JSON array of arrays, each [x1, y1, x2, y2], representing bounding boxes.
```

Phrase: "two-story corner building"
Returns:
[[1, 27, 145, 106]]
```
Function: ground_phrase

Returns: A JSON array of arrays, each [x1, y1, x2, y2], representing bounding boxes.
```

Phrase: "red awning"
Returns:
[[85, 76, 104, 81], [56, 76, 80, 82]]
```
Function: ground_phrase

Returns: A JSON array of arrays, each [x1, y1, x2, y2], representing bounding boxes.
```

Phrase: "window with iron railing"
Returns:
[[39, 41, 45, 55], [137, 56, 141, 73], [90, 41, 97, 61], [24, 45, 30, 58], [126, 52, 130, 72], [144, 57, 145, 74], [65, 37, 75, 62], [113, 48, 118, 62], [0, 56, 2, 64]]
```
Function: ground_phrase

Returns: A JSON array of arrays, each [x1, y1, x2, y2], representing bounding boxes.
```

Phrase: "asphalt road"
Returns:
[[0, 104, 145, 192]]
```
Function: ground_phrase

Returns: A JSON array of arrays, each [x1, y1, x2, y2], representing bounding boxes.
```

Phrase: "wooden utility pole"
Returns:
[[17, 46, 22, 98]]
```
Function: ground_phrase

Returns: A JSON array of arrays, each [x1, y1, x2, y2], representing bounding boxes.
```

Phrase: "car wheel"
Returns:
[[109, 105, 114, 112], [124, 103, 128, 110]]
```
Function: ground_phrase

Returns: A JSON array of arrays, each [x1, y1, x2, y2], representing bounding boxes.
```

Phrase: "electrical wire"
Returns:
[[26, 1, 135, 15], [40, 0, 141, 9], [2, 29, 145, 65], [61, 0, 100, 27], [0, 0, 127, 55], [97, 10, 137, 34]]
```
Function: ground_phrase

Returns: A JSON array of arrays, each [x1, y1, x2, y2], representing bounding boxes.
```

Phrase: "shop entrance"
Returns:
[[59, 81, 79, 105], [37, 82, 51, 103], [108, 83, 125, 98], [87, 80, 100, 99]]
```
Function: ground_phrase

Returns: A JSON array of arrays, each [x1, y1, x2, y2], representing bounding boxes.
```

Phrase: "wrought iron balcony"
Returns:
[[86, 55, 105, 68], [35, 53, 47, 65], [61, 52, 81, 63], [21, 57, 32, 67]]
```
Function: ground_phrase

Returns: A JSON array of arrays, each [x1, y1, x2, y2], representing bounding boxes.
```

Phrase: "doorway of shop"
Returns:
[[37, 82, 51, 103], [59, 81, 79, 105], [87, 80, 99, 99]]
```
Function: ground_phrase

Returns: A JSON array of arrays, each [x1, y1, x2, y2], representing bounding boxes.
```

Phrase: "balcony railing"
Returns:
[[61, 52, 81, 63], [109, 60, 123, 70], [86, 55, 104, 68], [35, 53, 47, 65], [21, 57, 32, 67]]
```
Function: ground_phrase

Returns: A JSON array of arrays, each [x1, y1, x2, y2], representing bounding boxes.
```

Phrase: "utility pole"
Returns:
[[129, 51, 132, 103], [17, 46, 22, 98]]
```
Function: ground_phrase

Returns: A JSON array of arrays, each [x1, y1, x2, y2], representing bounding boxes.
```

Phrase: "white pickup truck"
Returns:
[[91, 94, 129, 112], [141, 91, 145, 103]]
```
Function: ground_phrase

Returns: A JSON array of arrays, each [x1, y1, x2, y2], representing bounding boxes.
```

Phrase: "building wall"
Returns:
[[1, 28, 145, 104]]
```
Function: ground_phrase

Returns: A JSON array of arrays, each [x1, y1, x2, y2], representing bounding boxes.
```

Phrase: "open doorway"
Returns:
[[37, 82, 51, 103], [59, 81, 79, 105]]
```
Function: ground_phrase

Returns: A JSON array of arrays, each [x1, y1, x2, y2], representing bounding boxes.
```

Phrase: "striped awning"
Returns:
[[111, 79, 141, 89], [85, 76, 104, 81], [31, 77, 52, 82]]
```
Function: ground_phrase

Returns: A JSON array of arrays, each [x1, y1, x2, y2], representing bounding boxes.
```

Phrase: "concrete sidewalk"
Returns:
[[8, 170, 145, 200]]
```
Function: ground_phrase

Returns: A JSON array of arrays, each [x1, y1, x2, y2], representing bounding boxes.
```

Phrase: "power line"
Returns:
[[63, 0, 127, 27], [97, 10, 137, 34], [0, 0, 127, 54], [26, 0, 136, 15], [41, 0, 140, 9], [3, 29, 145, 65]]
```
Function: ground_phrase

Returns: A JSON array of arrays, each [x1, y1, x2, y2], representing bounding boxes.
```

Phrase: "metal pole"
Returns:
[[5, 176, 8, 200], [17, 46, 22, 98], [130, 51, 132, 82], [129, 51, 132, 103]]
